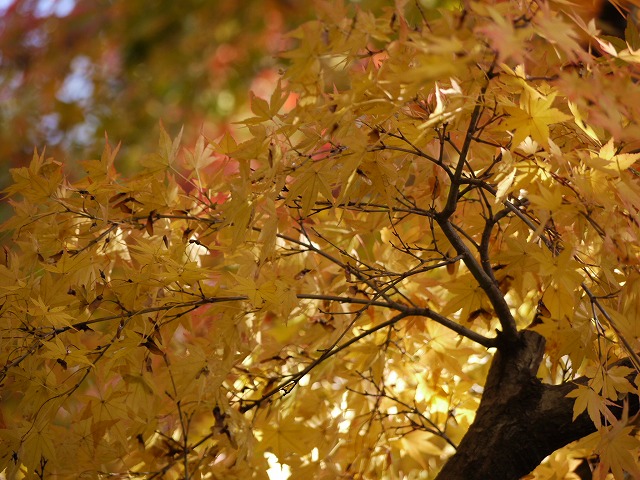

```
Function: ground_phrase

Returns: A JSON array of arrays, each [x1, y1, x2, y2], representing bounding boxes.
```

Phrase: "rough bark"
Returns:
[[436, 330, 639, 480]]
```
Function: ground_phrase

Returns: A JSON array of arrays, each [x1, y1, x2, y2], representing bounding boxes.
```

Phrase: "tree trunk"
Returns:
[[436, 330, 638, 480]]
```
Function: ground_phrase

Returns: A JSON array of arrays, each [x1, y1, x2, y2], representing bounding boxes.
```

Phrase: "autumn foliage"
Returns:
[[1, 0, 640, 479]]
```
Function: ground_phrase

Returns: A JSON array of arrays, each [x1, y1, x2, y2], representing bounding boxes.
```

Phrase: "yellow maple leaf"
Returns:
[[585, 139, 640, 176], [591, 365, 635, 400], [566, 384, 614, 429], [230, 274, 262, 306], [285, 164, 335, 218], [597, 422, 640, 479], [259, 414, 322, 457], [502, 87, 571, 147], [568, 101, 601, 145]]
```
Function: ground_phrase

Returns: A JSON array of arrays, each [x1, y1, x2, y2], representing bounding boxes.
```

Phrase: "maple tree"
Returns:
[[2, 0, 640, 479]]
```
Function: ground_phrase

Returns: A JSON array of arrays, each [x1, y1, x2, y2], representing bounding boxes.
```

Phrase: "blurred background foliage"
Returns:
[[0, 0, 512, 223], [0, 0, 461, 164], [0, 0, 312, 182]]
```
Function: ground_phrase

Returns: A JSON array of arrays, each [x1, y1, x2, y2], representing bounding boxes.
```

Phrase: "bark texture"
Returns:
[[436, 330, 639, 480]]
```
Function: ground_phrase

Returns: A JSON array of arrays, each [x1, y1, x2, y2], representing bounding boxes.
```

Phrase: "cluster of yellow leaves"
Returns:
[[1, 0, 640, 479]]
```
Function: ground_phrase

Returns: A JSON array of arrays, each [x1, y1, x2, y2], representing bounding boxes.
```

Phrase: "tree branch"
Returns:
[[239, 311, 411, 412], [405, 306, 498, 348], [440, 59, 496, 219], [435, 216, 519, 345]]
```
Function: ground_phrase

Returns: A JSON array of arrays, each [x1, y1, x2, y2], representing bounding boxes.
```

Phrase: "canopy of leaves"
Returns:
[[1, 0, 640, 479]]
